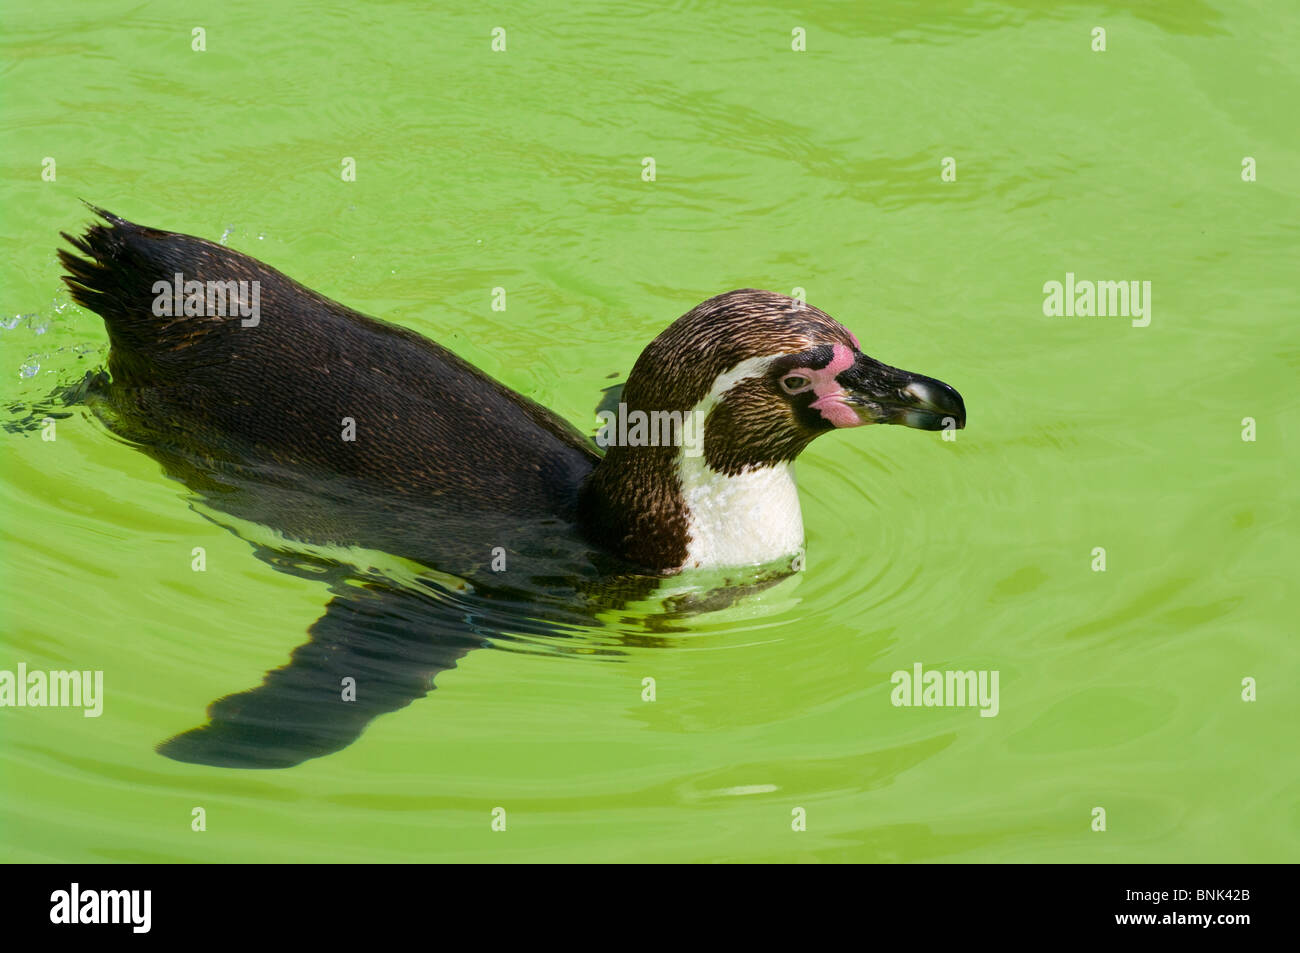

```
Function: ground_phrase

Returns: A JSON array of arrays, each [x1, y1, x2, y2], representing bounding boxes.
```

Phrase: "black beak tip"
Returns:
[[902, 379, 966, 431], [948, 391, 967, 430]]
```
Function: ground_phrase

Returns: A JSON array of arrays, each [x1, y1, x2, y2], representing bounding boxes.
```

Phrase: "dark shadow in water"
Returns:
[[157, 579, 486, 769], [8, 376, 791, 770]]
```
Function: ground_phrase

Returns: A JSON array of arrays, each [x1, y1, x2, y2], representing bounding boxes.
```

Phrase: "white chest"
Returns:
[[677, 457, 805, 570]]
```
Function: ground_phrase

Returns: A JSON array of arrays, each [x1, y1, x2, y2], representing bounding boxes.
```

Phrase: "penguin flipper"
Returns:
[[157, 582, 482, 769]]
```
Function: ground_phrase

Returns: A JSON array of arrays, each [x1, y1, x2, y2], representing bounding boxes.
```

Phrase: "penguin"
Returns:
[[57, 207, 966, 768]]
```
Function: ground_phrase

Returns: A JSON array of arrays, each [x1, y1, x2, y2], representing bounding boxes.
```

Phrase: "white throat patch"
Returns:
[[676, 353, 806, 570], [678, 455, 805, 569]]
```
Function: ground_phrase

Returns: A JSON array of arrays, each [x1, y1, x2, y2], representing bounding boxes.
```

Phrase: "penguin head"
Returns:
[[621, 289, 966, 475]]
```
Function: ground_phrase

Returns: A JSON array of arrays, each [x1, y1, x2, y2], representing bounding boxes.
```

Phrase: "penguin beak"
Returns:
[[837, 353, 966, 431]]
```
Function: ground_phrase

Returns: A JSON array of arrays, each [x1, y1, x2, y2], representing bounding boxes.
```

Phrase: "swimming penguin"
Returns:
[[57, 207, 966, 768]]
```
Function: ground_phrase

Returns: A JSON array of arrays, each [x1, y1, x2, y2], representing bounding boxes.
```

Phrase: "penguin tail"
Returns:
[[59, 204, 270, 383], [58, 205, 165, 352]]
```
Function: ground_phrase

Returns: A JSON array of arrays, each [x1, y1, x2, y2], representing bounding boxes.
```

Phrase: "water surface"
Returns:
[[1, 0, 1296, 862]]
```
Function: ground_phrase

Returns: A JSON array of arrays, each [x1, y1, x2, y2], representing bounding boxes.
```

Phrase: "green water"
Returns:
[[2, 0, 1297, 862]]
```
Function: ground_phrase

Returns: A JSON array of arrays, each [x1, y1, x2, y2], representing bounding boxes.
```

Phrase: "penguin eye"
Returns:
[[780, 374, 811, 394]]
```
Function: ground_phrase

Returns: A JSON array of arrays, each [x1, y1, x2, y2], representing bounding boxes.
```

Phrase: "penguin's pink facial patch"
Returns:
[[787, 343, 863, 428]]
